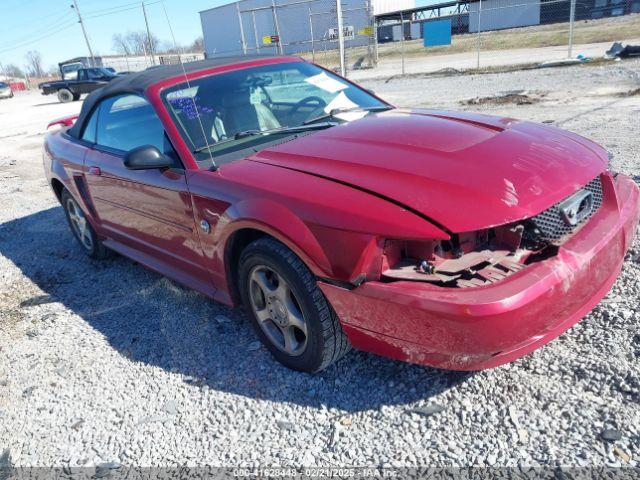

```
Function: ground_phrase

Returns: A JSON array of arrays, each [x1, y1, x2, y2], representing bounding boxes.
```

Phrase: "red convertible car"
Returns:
[[44, 56, 640, 373]]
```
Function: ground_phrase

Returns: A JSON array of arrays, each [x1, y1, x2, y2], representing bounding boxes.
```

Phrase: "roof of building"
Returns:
[[68, 55, 281, 138]]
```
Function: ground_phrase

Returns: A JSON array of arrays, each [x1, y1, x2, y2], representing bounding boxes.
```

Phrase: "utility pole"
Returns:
[[142, 2, 156, 65], [71, 0, 96, 66]]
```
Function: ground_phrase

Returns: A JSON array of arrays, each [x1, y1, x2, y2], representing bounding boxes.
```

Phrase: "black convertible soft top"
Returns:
[[68, 55, 284, 138]]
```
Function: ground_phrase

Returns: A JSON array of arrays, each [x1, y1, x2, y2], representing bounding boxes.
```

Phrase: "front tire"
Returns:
[[72, 92, 81, 101], [61, 189, 109, 259], [238, 238, 350, 373], [57, 88, 73, 103]]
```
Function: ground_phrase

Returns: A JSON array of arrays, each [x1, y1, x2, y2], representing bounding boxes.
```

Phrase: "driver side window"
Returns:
[[95, 94, 168, 154]]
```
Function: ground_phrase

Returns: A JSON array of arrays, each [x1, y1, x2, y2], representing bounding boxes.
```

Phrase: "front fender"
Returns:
[[215, 198, 334, 277]]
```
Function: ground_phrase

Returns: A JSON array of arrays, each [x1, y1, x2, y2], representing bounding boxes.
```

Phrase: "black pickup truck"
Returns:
[[39, 67, 117, 103]]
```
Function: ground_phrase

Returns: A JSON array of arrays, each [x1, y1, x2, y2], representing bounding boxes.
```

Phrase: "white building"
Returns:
[[373, 0, 415, 16]]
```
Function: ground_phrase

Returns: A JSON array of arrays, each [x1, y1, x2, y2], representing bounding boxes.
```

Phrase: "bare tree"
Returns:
[[47, 64, 61, 77], [112, 33, 132, 55], [25, 50, 44, 77], [2, 63, 24, 78], [112, 31, 160, 56], [189, 37, 204, 53]]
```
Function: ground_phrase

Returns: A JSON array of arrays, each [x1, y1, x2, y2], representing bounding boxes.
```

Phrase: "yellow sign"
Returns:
[[358, 26, 373, 36], [262, 35, 272, 45]]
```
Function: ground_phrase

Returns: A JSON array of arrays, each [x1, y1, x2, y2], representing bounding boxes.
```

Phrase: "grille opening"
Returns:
[[381, 176, 603, 288]]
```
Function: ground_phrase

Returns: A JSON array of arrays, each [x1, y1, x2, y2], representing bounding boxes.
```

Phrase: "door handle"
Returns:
[[88, 166, 101, 176]]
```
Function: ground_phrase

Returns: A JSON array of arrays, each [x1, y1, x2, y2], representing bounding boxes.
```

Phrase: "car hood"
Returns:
[[249, 109, 608, 233]]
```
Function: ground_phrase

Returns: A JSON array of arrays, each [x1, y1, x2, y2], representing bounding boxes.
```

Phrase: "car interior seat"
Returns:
[[220, 88, 280, 135]]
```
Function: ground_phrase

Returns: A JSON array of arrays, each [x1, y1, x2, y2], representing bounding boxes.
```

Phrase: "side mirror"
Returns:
[[124, 145, 173, 170]]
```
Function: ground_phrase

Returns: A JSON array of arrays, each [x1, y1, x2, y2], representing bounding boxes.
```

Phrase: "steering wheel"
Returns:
[[289, 96, 327, 119]]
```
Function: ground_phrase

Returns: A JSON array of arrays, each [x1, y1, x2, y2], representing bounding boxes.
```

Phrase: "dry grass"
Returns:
[[302, 13, 640, 69]]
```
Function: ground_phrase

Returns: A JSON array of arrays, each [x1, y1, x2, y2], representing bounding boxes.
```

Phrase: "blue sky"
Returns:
[[0, 0, 229, 71], [0, 0, 433, 72]]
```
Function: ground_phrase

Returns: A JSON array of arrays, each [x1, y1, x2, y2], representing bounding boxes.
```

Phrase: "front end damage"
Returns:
[[381, 176, 604, 289], [320, 172, 640, 370]]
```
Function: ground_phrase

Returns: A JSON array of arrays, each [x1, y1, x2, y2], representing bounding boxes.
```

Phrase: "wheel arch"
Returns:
[[50, 177, 65, 202], [213, 199, 334, 306]]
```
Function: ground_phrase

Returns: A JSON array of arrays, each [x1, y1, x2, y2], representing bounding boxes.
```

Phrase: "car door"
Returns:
[[81, 94, 213, 294], [75, 69, 90, 95], [79, 69, 100, 94]]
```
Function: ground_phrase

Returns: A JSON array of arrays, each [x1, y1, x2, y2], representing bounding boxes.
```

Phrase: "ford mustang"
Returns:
[[43, 56, 640, 373]]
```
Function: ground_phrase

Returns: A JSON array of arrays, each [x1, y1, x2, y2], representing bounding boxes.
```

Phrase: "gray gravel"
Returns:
[[0, 59, 639, 468]]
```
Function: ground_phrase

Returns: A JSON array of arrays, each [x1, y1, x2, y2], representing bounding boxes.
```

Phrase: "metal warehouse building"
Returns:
[[199, 0, 414, 58]]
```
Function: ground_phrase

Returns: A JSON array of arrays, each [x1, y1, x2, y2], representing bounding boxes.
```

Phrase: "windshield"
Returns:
[[162, 61, 389, 162], [0, 82, 8, 88]]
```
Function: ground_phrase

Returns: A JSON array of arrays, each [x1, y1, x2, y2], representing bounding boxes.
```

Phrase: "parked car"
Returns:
[[39, 67, 117, 103], [43, 56, 640, 373], [0, 81, 13, 99]]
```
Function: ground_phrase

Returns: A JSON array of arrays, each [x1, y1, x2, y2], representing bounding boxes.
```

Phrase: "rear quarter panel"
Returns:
[[44, 130, 90, 213]]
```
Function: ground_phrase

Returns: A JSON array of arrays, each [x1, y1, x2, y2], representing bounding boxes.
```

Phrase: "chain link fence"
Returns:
[[200, 0, 639, 78], [371, 2, 640, 77], [201, 0, 377, 76]]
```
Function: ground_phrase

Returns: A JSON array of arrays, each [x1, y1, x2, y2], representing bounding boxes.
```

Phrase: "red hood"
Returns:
[[250, 109, 608, 233]]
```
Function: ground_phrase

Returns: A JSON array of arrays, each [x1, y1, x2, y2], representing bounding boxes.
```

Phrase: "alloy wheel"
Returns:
[[248, 265, 308, 356], [66, 197, 93, 251]]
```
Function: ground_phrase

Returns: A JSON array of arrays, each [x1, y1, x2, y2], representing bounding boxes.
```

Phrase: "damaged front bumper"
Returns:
[[319, 173, 640, 370]]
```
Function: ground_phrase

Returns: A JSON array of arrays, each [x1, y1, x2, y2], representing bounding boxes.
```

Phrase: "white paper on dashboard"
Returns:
[[305, 72, 348, 94], [323, 91, 366, 122]]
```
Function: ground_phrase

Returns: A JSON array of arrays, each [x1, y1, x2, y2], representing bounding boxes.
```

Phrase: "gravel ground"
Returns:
[[0, 60, 639, 469]]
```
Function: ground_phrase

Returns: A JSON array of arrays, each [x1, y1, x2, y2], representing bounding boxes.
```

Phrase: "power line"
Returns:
[[0, 22, 77, 55], [3, 11, 70, 36], [84, 0, 162, 19], [3, 9, 73, 34], [0, 13, 76, 49], [83, 1, 144, 16]]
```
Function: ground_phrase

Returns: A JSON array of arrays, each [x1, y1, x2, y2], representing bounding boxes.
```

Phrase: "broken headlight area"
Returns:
[[382, 176, 604, 288], [381, 229, 543, 288]]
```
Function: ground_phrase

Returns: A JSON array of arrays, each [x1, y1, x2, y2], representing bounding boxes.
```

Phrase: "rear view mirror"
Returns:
[[124, 145, 173, 170]]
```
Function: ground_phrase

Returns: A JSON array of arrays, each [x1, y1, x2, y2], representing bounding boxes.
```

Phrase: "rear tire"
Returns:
[[61, 189, 110, 260], [238, 237, 351, 373], [57, 88, 73, 103]]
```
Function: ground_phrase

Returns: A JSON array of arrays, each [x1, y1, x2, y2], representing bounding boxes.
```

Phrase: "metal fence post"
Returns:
[[336, 0, 346, 77], [308, 6, 316, 62], [237, 2, 247, 54], [476, 0, 482, 69], [271, 0, 284, 55], [374, 18, 379, 63], [568, 0, 576, 58], [366, 0, 374, 67], [400, 11, 406, 75], [252, 11, 260, 53]]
